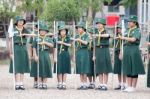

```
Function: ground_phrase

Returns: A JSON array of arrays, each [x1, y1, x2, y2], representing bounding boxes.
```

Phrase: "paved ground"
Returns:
[[0, 65, 150, 99]]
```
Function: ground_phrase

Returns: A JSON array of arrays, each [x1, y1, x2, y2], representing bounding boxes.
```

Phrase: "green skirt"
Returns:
[[76, 48, 90, 74], [95, 47, 112, 74], [123, 46, 145, 75], [87, 50, 95, 77], [30, 59, 37, 77], [9, 45, 30, 73], [56, 51, 71, 74], [114, 50, 122, 74], [147, 60, 150, 88], [38, 50, 52, 78]]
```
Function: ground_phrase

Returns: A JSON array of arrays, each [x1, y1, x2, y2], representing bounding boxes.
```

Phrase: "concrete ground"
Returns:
[[0, 65, 150, 99]]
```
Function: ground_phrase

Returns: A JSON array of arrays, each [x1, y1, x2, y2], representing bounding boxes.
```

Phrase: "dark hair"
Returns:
[[58, 29, 68, 35], [135, 22, 139, 28]]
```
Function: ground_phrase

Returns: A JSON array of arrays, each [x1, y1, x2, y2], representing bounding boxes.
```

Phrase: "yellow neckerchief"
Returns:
[[39, 35, 46, 51], [115, 33, 122, 48], [78, 32, 85, 47], [97, 28, 105, 46], [128, 26, 137, 38], [59, 35, 66, 54], [16, 26, 23, 44]]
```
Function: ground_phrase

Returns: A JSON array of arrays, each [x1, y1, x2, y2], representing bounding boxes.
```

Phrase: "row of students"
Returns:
[[8, 15, 149, 92]]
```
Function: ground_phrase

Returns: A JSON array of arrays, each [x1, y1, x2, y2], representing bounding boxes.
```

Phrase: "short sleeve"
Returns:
[[132, 29, 141, 40]]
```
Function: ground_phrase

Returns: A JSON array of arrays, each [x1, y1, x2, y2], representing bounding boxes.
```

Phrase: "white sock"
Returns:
[[58, 82, 62, 85], [16, 82, 20, 86], [80, 83, 84, 86], [103, 84, 107, 87], [99, 83, 103, 86], [19, 82, 23, 85], [84, 83, 87, 86], [62, 82, 66, 85]]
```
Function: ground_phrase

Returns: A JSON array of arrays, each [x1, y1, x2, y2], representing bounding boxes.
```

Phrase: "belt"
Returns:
[[96, 45, 109, 48], [58, 49, 68, 51], [39, 49, 49, 51], [14, 43, 26, 46]]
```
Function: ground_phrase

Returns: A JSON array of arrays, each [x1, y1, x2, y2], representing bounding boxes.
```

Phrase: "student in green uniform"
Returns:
[[93, 18, 112, 91], [53, 21, 66, 88], [87, 28, 95, 89], [147, 34, 150, 88], [119, 15, 145, 92], [9, 16, 35, 90], [73, 22, 90, 90], [29, 23, 39, 88], [113, 24, 126, 90], [55, 25, 71, 90], [33, 24, 54, 90]]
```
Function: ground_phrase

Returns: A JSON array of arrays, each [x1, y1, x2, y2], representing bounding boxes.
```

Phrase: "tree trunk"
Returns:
[[87, 0, 93, 26]]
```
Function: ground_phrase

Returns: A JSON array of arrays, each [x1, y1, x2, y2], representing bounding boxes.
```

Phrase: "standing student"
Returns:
[[119, 15, 145, 92], [73, 22, 90, 90], [113, 24, 126, 90], [147, 32, 150, 88], [93, 18, 112, 91], [9, 16, 34, 90], [33, 23, 54, 89], [30, 23, 39, 88], [55, 25, 71, 90], [87, 28, 95, 89]]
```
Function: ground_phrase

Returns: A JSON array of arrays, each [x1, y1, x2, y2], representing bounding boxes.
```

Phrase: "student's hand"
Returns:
[[92, 56, 96, 61], [9, 54, 13, 60], [57, 41, 63, 44], [119, 52, 123, 60], [54, 57, 57, 63], [34, 56, 39, 62]]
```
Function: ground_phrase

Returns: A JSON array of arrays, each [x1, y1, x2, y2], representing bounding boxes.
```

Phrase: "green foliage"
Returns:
[[0, 0, 16, 20], [42, 0, 81, 21], [119, 0, 137, 8]]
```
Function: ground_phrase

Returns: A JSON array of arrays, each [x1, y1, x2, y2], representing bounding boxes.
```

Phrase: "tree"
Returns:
[[119, 0, 137, 8], [42, 0, 81, 22], [0, 0, 16, 37]]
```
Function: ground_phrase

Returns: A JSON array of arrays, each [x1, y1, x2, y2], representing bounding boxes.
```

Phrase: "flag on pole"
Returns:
[[8, 19, 14, 38]]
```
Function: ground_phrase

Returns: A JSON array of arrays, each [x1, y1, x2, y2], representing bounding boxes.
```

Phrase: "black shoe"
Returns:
[[33, 83, 38, 89], [88, 84, 95, 89], [57, 84, 63, 90], [95, 85, 102, 90], [42, 84, 47, 90], [19, 85, 25, 90], [77, 86, 84, 90], [77, 86, 88, 90], [101, 86, 107, 91], [62, 85, 66, 90], [114, 85, 121, 90], [38, 84, 43, 89], [15, 85, 20, 90]]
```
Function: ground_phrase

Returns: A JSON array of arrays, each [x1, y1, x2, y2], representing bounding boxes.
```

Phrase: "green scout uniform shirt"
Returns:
[[75, 32, 89, 49], [57, 36, 70, 52], [94, 28, 110, 46], [33, 36, 54, 51], [13, 26, 30, 44], [124, 27, 141, 46]]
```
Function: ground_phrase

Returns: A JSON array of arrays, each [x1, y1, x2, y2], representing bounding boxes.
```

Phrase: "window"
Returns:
[[108, 6, 119, 12]]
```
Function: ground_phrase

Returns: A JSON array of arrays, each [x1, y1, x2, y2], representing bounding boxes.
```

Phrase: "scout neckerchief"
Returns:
[[127, 26, 137, 38], [78, 32, 85, 48], [97, 28, 104, 46], [16, 26, 23, 44], [115, 33, 122, 48], [59, 35, 66, 54], [39, 35, 46, 51]]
